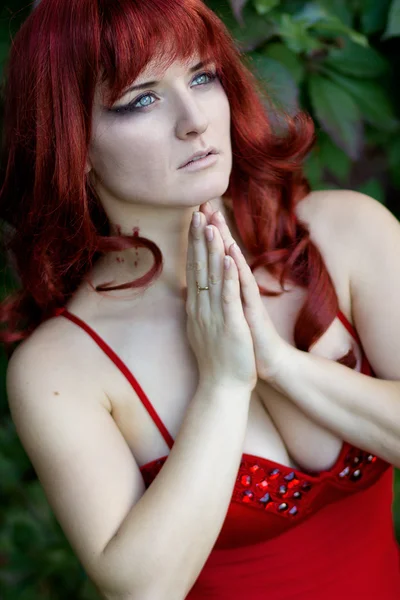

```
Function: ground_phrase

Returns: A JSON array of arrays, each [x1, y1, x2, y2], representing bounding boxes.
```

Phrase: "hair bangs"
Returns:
[[99, 0, 221, 106]]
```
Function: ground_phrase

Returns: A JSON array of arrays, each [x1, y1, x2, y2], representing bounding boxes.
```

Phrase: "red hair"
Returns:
[[0, 0, 352, 365]]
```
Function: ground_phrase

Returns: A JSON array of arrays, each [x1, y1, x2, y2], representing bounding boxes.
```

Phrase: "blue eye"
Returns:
[[111, 71, 218, 115]]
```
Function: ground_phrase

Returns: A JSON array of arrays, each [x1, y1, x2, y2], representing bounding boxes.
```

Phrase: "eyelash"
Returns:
[[112, 71, 218, 115]]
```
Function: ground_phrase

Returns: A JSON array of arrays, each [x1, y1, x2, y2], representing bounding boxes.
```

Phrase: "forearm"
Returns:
[[99, 382, 251, 600], [269, 345, 400, 468]]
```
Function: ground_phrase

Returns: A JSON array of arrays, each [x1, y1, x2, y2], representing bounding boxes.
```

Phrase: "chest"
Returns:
[[99, 259, 361, 473]]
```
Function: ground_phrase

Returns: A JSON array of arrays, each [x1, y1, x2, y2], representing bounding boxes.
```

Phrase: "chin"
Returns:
[[187, 176, 230, 204]]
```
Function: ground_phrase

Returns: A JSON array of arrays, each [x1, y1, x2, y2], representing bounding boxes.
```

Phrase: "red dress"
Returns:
[[55, 307, 400, 598]]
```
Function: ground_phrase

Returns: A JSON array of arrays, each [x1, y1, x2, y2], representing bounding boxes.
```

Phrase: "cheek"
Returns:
[[212, 93, 231, 139], [89, 122, 165, 182]]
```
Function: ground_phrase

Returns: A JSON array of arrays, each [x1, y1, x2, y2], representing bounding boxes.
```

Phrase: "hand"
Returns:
[[198, 202, 290, 382], [185, 208, 258, 391]]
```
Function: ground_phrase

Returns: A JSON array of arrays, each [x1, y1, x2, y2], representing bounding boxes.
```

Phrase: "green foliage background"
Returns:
[[1, 0, 400, 597]]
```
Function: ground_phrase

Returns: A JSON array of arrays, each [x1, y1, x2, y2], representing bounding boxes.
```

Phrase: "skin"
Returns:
[[87, 53, 239, 300]]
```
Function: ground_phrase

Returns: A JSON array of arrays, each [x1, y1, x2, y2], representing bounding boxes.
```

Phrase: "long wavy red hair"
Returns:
[[0, 0, 351, 365]]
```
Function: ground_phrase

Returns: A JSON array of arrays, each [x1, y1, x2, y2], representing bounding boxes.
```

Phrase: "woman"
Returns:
[[1, 0, 400, 598]]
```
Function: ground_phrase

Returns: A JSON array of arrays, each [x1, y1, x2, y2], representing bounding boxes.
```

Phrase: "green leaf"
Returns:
[[262, 42, 305, 84], [324, 39, 388, 78], [317, 0, 354, 27], [291, 3, 368, 46], [323, 69, 399, 132], [275, 13, 323, 53], [303, 148, 323, 188], [383, 0, 400, 39], [357, 178, 385, 204], [308, 73, 363, 159], [319, 135, 352, 182], [292, 3, 329, 26], [311, 180, 341, 191], [246, 53, 299, 113], [252, 0, 279, 17], [360, 0, 392, 35], [206, 0, 275, 51], [310, 21, 368, 47], [279, 0, 307, 14]]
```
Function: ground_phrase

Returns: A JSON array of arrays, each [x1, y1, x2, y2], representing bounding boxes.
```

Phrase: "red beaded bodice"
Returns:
[[140, 442, 386, 523]]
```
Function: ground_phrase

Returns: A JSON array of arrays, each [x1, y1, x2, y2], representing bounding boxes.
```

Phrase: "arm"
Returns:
[[261, 192, 400, 468], [7, 333, 251, 600]]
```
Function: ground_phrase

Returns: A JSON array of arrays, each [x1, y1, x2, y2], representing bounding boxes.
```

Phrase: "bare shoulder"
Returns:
[[7, 314, 111, 414], [6, 316, 149, 597], [292, 188, 392, 319], [296, 188, 389, 239]]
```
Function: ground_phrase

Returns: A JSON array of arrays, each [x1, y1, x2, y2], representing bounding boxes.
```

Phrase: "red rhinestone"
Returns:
[[289, 506, 298, 516], [339, 466, 350, 478], [287, 477, 300, 489], [278, 502, 288, 512], [259, 492, 271, 504], [350, 469, 362, 480], [242, 490, 254, 503], [250, 464, 260, 473], [367, 455, 377, 463], [269, 468, 280, 479], [256, 479, 269, 491], [240, 474, 252, 487]]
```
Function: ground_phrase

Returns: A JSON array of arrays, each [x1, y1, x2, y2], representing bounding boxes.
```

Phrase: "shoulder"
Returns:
[[297, 189, 400, 380], [296, 188, 394, 242], [7, 315, 111, 414]]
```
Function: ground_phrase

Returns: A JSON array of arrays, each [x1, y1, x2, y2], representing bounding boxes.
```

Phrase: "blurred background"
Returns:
[[0, 1, 400, 598]]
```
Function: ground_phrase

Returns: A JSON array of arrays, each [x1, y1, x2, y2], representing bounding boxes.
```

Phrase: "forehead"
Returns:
[[97, 51, 205, 104], [137, 53, 201, 79]]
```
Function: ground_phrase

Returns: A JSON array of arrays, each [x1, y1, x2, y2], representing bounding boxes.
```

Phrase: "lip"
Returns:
[[179, 153, 218, 172], [179, 147, 218, 169]]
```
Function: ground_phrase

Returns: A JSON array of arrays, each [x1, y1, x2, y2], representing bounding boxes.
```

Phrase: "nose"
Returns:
[[174, 93, 209, 139]]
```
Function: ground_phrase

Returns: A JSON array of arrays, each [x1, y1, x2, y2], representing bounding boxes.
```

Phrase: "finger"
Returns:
[[221, 254, 244, 328], [199, 201, 214, 224], [186, 214, 197, 312], [211, 211, 238, 256], [186, 211, 209, 314], [204, 224, 225, 312], [230, 243, 261, 314], [191, 211, 211, 316]]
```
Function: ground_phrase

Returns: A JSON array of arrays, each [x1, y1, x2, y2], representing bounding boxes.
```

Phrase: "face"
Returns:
[[87, 54, 232, 209]]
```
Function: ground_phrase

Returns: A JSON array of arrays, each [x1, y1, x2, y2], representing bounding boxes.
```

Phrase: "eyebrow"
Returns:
[[124, 59, 214, 93]]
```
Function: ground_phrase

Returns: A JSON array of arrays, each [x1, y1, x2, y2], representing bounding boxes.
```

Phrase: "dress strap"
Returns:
[[337, 310, 360, 344], [337, 310, 373, 376], [55, 307, 175, 449]]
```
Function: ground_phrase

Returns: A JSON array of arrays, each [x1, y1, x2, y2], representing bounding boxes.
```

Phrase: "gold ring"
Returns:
[[196, 281, 209, 295]]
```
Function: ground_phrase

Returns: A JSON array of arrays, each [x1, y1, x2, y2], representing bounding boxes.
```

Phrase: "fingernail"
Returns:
[[193, 212, 200, 228], [216, 211, 225, 223]]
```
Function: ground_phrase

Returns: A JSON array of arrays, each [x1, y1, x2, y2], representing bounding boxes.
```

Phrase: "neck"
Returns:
[[95, 194, 234, 300]]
